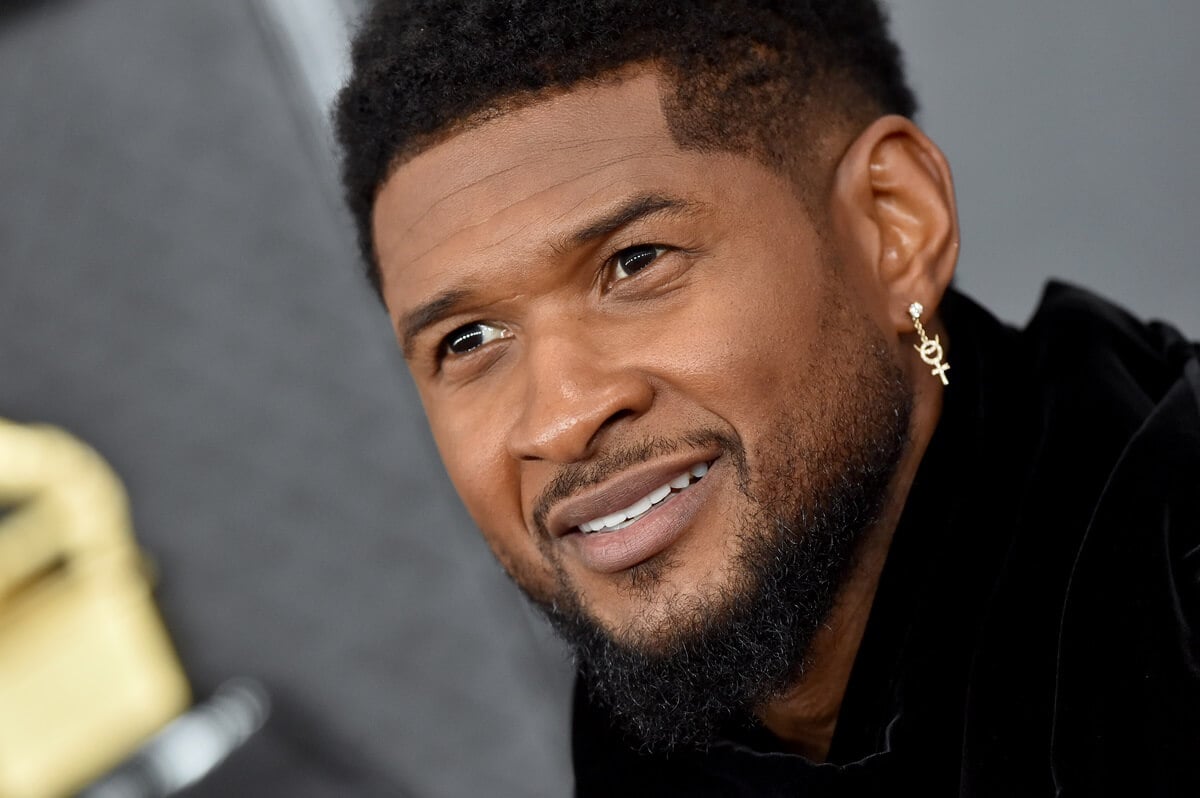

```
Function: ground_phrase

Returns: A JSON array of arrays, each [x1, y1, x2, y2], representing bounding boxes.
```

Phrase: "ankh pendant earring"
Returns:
[[909, 302, 950, 385]]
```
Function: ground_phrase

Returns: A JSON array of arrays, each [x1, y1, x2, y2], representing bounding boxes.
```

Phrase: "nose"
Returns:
[[506, 329, 653, 464]]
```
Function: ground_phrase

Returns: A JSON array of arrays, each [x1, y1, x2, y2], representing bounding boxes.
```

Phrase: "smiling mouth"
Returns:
[[576, 462, 710, 534]]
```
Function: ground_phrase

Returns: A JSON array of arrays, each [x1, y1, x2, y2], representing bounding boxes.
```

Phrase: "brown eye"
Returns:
[[613, 245, 666, 280], [442, 322, 508, 358]]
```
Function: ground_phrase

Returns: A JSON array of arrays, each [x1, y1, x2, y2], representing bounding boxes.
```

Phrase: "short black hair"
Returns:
[[335, 0, 917, 297]]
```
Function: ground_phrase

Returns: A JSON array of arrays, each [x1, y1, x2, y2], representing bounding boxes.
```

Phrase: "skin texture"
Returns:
[[373, 69, 959, 758]]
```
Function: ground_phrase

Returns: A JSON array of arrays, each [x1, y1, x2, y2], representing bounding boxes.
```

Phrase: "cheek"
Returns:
[[427, 400, 559, 594], [435, 427, 505, 522], [651, 254, 827, 421]]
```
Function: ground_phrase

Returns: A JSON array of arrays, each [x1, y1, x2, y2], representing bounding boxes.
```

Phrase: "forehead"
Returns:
[[371, 72, 706, 303]]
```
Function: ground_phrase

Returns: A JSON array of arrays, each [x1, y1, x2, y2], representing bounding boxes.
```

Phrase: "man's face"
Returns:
[[373, 72, 911, 740]]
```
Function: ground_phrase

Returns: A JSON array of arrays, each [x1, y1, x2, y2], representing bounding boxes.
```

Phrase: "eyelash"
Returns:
[[440, 321, 510, 360], [610, 243, 668, 282], [436, 243, 669, 363]]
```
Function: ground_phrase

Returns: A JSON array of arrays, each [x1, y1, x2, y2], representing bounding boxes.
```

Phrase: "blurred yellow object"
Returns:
[[0, 419, 190, 798]]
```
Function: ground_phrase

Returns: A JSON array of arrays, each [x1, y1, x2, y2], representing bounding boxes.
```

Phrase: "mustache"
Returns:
[[532, 429, 743, 538]]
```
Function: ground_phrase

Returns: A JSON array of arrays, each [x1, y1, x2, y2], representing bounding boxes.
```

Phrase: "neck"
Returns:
[[757, 358, 943, 760]]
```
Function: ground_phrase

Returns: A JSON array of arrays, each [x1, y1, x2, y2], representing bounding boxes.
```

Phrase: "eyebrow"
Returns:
[[400, 288, 472, 359], [560, 192, 694, 250], [398, 192, 698, 359]]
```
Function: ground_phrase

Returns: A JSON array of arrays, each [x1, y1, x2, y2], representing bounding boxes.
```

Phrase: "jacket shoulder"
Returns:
[[1033, 283, 1200, 793], [1021, 280, 1198, 413]]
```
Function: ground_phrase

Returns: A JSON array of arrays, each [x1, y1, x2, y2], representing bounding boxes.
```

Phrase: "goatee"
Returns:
[[532, 332, 913, 751]]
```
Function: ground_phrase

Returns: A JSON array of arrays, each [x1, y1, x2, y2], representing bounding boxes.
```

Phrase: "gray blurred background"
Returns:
[[1, 1, 1196, 796]]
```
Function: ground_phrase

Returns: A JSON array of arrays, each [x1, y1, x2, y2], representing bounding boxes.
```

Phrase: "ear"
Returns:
[[828, 115, 959, 332]]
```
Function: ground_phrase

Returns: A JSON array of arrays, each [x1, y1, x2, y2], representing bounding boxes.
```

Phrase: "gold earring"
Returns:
[[909, 302, 950, 385]]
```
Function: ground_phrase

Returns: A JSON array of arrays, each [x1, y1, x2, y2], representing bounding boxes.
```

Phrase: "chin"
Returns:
[[521, 330, 914, 750]]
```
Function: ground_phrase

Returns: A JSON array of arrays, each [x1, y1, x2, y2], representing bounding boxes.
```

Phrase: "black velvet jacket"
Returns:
[[572, 283, 1200, 797]]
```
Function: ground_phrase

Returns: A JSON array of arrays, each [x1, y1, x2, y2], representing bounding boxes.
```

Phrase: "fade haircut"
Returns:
[[334, 0, 917, 297]]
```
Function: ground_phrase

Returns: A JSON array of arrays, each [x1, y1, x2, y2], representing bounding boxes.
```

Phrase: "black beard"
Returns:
[[528, 333, 913, 752]]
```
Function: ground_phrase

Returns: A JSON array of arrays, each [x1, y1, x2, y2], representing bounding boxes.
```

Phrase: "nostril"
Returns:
[[598, 408, 637, 434], [508, 360, 654, 463], [588, 408, 639, 450]]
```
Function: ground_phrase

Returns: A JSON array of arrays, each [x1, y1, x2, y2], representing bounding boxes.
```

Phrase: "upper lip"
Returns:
[[544, 448, 720, 538]]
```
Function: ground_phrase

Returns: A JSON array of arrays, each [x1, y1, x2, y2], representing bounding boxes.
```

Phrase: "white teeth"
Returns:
[[577, 463, 712, 534], [625, 496, 654, 518], [597, 511, 626, 530]]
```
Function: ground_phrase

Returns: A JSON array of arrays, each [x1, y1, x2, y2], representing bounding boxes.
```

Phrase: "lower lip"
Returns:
[[562, 461, 721, 574]]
